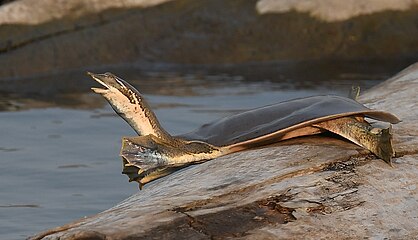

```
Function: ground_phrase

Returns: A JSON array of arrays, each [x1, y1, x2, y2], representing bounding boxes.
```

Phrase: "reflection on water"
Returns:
[[0, 204, 40, 208], [0, 61, 409, 239], [0, 147, 21, 152], [0, 59, 410, 111]]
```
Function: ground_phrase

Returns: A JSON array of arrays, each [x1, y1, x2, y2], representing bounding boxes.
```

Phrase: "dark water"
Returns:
[[0, 61, 409, 239]]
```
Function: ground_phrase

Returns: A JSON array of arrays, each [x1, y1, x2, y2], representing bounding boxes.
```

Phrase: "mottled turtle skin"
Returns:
[[89, 72, 400, 188]]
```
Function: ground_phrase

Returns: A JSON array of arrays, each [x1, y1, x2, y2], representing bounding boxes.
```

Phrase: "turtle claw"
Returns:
[[380, 154, 393, 167], [348, 85, 361, 100]]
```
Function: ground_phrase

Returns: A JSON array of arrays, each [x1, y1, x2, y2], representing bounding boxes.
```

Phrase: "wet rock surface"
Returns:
[[1, 0, 418, 79], [30, 64, 418, 239]]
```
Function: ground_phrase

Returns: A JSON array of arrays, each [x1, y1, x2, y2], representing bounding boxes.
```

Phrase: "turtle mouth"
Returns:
[[88, 72, 110, 94]]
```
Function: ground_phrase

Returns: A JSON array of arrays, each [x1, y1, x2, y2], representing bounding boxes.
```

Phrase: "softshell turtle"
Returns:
[[89, 72, 400, 189]]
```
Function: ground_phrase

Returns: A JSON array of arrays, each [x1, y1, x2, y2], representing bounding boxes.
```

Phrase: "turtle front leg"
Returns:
[[314, 117, 394, 165], [120, 134, 225, 188]]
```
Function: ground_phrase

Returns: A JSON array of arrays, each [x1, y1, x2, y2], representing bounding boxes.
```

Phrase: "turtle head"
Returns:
[[88, 72, 163, 137], [89, 72, 142, 107]]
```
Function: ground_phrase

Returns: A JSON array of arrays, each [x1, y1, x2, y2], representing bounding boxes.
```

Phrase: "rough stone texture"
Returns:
[[1, 0, 418, 79], [257, 0, 418, 21], [4, 0, 417, 25], [31, 64, 418, 239], [0, 0, 173, 25]]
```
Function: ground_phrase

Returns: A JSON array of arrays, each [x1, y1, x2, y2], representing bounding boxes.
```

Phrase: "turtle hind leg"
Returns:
[[314, 117, 395, 165], [373, 126, 394, 165]]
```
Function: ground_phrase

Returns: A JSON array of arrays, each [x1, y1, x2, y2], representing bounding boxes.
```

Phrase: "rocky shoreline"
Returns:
[[31, 63, 418, 239], [1, 0, 418, 79]]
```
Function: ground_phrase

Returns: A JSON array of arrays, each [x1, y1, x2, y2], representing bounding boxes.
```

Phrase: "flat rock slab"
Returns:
[[31, 63, 418, 239]]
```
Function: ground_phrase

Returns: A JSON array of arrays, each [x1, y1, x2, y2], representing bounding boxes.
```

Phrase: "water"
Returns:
[[0, 61, 409, 239]]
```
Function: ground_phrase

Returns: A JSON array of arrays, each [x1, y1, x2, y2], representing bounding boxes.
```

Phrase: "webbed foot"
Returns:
[[373, 126, 394, 166]]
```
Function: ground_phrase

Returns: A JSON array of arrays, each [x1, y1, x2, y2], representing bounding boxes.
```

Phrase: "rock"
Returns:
[[1, 0, 418, 79], [256, 0, 418, 21], [31, 63, 418, 239], [0, 0, 172, 25]]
